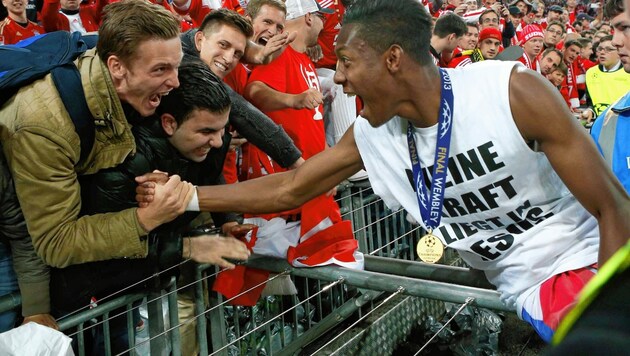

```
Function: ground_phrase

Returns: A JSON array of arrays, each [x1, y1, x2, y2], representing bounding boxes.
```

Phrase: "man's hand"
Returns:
[[183, 234, 251, 269], [288, 157, 305, 170], [292, 88, 324, 110], [306, 44, 324, 63], [222, 223, 257, 238], [135, 170, 169, 207], [136, 175, 194, 232], [261, 31, 297, 64], [22, 314, 58, 330], [229, 131, 247, 151], [454, 4, 468, 15]]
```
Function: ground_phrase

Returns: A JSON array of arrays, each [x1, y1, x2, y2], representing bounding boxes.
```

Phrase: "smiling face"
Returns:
[[333, 25, 398, 127], [2, 0, 27, 17], [459, 25, 479, 50], [163, 108, 229, 162], [195, 24, 247, 79], [110, 38, 182, 117], [250, 4, 286, 46]]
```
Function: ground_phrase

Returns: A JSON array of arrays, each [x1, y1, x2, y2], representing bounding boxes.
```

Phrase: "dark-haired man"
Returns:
[[140, 0, 630, 343], [430, 13, 468, 66]]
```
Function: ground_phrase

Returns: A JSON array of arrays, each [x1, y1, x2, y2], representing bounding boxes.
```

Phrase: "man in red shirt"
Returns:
[[0, 0, 44, 44], [561, 39, 584, 109], [245, 0, 331, 163], [41, 0, 105, 34]]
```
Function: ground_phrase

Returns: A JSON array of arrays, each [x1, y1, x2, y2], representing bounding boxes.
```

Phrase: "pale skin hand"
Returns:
[[243, 31, 298, 65], [22, 313, 58, 330], [291, 88, 324, 110], [182, 233, 251, 269], [306, 44, 324, 63], [135, 173, 194, 231]]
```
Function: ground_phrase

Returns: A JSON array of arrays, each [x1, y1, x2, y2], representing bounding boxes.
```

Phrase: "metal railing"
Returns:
[[0, 179, 505, 355]]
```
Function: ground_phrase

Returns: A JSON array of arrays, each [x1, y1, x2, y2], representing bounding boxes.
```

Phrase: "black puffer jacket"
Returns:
[[51, 116, 237, 310]]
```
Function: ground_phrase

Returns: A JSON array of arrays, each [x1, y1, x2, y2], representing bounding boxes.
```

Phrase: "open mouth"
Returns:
[[258, 37, 269, 46]]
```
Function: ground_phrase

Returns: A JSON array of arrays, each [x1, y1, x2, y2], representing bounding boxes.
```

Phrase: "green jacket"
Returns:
[[0, 48, 148, 268], [0, 147, 49, 316]]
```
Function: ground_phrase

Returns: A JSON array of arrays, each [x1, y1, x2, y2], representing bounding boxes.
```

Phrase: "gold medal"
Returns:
[[416, 231, 444, 263]]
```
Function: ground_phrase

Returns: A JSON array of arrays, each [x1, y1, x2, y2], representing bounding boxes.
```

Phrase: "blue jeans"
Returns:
[[0, 243, 19, 332]]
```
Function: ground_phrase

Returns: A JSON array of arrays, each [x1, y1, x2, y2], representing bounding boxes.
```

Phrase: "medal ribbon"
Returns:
[[407, 68, 454, 232]]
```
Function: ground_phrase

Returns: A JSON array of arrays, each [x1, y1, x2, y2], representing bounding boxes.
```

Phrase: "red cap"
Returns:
[[479, 27, 502, 42]]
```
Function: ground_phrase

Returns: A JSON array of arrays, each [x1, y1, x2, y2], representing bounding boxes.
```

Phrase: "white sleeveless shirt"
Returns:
[[354, 61, 598, 311]]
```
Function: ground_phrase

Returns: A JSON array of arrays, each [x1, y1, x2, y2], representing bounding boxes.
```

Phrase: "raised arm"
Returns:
[[509, 66, 630, 264], [226, 86, 302, 168]]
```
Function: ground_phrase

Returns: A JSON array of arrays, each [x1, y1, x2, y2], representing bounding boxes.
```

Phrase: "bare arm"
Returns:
[[509, 66, 630, 264], [197, 125, 364, 213], [245, 81, 323, 112]]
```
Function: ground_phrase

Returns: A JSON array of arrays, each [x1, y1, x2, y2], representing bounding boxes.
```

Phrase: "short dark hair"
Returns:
[[541, 47, 563, 61], [546, 21, 566, 33], [598, 34, 614, 44], [157, 58, 231, 126], [433, 13, 468, 38], [199, 8, 253, 38], [343, 0, 433, 65], [564, 38, 583, 49], [604, 0, 624, 18]]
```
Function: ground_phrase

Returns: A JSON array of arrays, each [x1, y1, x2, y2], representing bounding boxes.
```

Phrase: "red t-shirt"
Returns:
[[247, 46, 326, 161], [315, 1, 344, 70], [41, 0, 103, 33], [173, 0, 212, 28], [0, 17, 44, 45]]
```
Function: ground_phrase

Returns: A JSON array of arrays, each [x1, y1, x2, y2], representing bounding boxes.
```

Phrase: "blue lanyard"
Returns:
[[407, 68, 454, 232]]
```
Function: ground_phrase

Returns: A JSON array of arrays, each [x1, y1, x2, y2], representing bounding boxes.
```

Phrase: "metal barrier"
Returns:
[[0, 179, 506, 355]]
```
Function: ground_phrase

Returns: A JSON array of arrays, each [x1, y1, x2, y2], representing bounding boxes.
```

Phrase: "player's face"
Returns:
[[334, 25, 398, 127]]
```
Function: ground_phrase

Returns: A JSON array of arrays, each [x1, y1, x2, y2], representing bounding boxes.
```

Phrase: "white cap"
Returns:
[[285, 0, 334, 21]]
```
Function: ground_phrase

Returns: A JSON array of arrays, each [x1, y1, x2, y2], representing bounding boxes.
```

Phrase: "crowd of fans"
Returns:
[[0, 0, 628, 354]]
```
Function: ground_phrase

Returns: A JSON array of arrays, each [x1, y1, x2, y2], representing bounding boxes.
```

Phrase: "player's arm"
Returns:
[[509, 66, 630, 264], [196, 125, 364, 213]]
